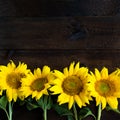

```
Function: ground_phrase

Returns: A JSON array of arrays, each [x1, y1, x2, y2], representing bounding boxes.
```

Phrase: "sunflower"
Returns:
[[49, 62, 92, 109], [90, 67, 120, 109], [0, 61, 30, 102], [21, 66, 53, 100]]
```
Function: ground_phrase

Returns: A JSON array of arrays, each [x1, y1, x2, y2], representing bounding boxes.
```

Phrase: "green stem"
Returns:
[[73, 103, 78, 120], [8, 102, 13, 120], [97, 103, 102, 120], [43, 108, 47, 120], [2, 108, 9, 120]]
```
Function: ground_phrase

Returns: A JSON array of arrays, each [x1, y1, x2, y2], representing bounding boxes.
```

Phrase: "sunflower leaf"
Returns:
[[78, 107, 96, 120], [37, 96, 44, 109], [25, 97, 39, 110], [67, 115, 74, 120], [53, 104, 73, 117], [26, 101, 39, 110], [37, 95, 53, 110], [106, 106, 120, 114], [0, 96, 8, 109], [45, 95, 53, 110]]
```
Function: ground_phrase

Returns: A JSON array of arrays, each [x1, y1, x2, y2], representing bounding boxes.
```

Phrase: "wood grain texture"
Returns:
[[0, 16, 120, 120], [0, 16, 120, 49]]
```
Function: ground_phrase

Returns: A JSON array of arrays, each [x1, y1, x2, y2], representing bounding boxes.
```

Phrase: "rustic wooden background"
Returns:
[[0, 0, 120, 120]]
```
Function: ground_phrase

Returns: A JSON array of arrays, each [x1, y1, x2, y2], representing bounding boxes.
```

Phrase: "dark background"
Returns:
[[0, 0, 120, 120]]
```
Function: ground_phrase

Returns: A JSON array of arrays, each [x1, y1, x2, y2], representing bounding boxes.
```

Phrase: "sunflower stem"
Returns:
[[43, 108, 47, 120], [8, 102, 13, 120], [73, 103, 78, 120], [97, 103, 102, 120]]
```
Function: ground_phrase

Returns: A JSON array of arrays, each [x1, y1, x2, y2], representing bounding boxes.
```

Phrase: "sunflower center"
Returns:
[[95, 80, 116, 97], [30, 78, 48, 92], [6, 73, 25, 89], [62, 76, 83, 96]]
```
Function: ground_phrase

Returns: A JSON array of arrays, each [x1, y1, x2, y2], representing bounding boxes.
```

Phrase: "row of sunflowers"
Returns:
[[0, 60, 120, 120]]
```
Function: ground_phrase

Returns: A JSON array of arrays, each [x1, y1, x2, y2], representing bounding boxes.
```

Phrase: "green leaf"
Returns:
[[53, 104, 73, 117], [0, 96, 9, 119], [37, 95, 53, 110], [0, 96, 7, 109], [25, 96, 39, 110], [26, 102, 39, 110], [17, 98, 26, 106], [106, 106, 120, 114], [45, 95, 53, 110], [78, 107, 96, 120], [67, 115, 74, 120]]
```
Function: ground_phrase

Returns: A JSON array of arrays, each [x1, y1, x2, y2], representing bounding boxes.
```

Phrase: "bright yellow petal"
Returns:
[[12, 89, 18, 102], [49, 85, 62, 94], [74, 62, 80, 74], [96, 95, 101, 106], [63, 67, 69, 76], [36, 92, 43, 100], [42, 66, 50, 77], [74, 95, 82, 108], [52, 78, 62, 85], [101, 67, 108, 79], [68, 62, 75, 76], [101, 97, 106, 109], [7, 60, 16, 69], [95, 68, 101, 80], [32, 91, 37, 98], [6, 89, 12, 102], [107, 97, 118, 109], [54, 70, 65, 79], [34, 68, 41, 77], [68, 96, 74, 109], [80, 93, 89, 104], [58, 93, 69, 104]]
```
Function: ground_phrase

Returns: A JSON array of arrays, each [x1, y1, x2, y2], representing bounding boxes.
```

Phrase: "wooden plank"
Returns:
[[0, 16, 120, 49], [0, 49, 119, 71]]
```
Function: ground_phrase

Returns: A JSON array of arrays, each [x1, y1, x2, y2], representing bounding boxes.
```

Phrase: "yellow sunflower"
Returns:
[[21, 66, 53, 100], [0, 61, 30, 102], [90, 67, 120, 109], [49, 62, 92, 109]]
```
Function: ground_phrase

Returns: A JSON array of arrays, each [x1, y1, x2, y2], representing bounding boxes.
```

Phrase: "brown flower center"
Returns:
[[6, 73, 25, 89], [95, 79, 116, 97], [62, 76, 83, 96], [30, 78, 48, 92]]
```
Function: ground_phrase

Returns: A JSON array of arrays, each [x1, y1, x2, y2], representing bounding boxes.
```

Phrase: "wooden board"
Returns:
[[0, 16, 120, 120]]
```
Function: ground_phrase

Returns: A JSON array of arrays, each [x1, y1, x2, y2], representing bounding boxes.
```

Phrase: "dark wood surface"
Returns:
[[0, 1, 120, 119], [0, 16, 120, 71], [0, 16, 120, 120]]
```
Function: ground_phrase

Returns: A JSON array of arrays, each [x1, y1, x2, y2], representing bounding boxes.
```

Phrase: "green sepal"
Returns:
[[78, 107, 96, 120]]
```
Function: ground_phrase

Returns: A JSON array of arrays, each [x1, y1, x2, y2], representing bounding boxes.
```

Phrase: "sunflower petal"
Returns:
[[107, 97, 118, 109], [101, 97, 106, 109], [69, 62, 75, 76], [74, 95, 82, 108], [54, 70, 65, 79], [101, 67, 108, 79], [68, 96, 74, 109], [42, 66, 50, 77], [74, 62, 80, 74], [63, 67, 69, 76], [58, 93, 69, 104], [95, 68, 101, 80]]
